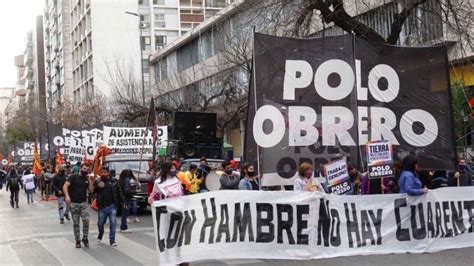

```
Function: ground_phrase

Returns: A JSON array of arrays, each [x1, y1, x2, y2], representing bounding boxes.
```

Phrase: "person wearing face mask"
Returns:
[[239, 163, 259, 190], [294, 162, 326, 192], [94, 166, 125, 247], [449, 159, 473, 187], [219, 160, 240, 190], [63, 163, 95, 248], [52, 165, 70, 224]]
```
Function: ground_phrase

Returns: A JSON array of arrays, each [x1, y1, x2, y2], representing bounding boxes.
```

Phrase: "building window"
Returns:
[[142, 59, 149, 73], [153, 0, 165, 5], [206, 0, 226, 8], [159, 59, 168, 81], [139, 0, 149, 5], [154, 13, 165, 28], [155, 35, 166, 49], [141, 36, 151, 50]]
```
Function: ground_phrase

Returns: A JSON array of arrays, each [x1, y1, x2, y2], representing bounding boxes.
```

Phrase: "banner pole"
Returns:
[[137, 100, 152, 180], [351, 32, 364, 173], [252, 27, 262, 190]]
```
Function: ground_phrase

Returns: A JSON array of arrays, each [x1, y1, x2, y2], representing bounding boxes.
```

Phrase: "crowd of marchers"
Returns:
[[0, 155, 472, 250]]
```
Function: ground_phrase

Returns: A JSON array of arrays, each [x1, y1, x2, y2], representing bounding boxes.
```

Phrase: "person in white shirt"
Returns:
[[149, 161, 184, 204], [293, 162, 326, 193], [21, 169, 36, 204]]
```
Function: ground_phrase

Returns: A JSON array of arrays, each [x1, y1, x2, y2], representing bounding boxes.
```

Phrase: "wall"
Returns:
[[90, 0, 141, 97]]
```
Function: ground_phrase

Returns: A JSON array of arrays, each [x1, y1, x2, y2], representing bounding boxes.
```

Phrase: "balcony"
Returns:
[[22, 66, 34, 81], [24, 54, 33, 66]]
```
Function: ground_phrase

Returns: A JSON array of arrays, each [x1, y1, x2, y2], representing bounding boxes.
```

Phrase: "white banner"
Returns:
[[103, 126, 168, 156], [152, 188, 474, 264]]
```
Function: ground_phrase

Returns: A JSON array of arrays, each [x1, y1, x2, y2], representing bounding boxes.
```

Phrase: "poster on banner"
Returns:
[[152, 188, 474, 264], [9, 142, 46, 163], [47, 123, 103, 163], [103, 126, 153, 156], [323, 158, 352, 195], [244, 33, 455, 187], [157, 126, 168, 156], [366, 140, 393, 165], [367, 140, 394, 180]]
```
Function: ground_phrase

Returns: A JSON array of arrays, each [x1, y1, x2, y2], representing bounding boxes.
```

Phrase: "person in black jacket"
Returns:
[[119, 169, 136, 233], [52, 165, 70, 224], [94, 166, 125, 246], [6, 168, 23, 208]]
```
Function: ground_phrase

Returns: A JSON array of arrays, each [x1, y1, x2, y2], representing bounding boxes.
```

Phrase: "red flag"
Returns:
[[92, 144, 112, 177], [33, 144, 42, 176]]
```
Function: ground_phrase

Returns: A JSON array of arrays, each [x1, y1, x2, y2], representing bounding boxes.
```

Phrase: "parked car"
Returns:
[[103, 154, 153, 210], [179, 158, 224, 191]]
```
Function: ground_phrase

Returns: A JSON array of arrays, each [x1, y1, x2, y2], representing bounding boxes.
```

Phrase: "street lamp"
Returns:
[[125, 11, 146, 106]]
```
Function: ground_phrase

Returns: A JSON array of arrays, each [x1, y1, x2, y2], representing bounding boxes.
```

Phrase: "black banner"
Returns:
[[245, 33, 455, 184]]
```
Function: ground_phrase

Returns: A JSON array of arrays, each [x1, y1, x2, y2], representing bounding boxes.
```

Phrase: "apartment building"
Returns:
[[44, 0, 74, 114], [70, 0, 141, 105], [134, 0, 230, 98], [0, 87, 15, 136], [149, 0, 474, 157]]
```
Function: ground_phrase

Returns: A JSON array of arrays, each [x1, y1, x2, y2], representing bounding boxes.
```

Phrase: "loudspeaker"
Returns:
[[178, 145, 223, 159], [173, 112, 217, 141]]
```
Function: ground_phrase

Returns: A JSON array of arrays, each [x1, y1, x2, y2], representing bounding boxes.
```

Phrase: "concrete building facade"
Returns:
[[44, 0, 74, 115], [70, 0, 141, 105]]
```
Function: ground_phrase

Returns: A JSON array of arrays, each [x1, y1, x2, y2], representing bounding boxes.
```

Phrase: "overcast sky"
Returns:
[[0, 1, 44, 88]]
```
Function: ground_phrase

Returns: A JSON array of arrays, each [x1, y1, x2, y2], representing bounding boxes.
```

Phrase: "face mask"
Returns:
[[304, 171, 313, 178], [225, 169, 233, 175], [169, 170, 177, 177], [81, 170, 88, 176], [247, 171, 255, 177], [59, 170, 65, 175]]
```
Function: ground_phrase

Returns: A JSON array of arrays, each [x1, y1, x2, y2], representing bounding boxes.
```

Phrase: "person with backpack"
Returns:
[[21, 169, 36, 204], [6, 168, 23, 208]]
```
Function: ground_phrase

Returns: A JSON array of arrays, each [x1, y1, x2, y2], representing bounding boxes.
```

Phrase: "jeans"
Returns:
[[98, 204, 117, 242], [26, 189, 34, 203], [57, 196, 70, 220], [120, 199, 130, 231]]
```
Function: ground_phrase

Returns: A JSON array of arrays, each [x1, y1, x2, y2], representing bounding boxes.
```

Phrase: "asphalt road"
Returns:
[[0, 188, 473, 266]]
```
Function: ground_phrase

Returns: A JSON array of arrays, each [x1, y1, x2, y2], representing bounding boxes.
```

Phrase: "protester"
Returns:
[[94, 166, 125, 246], [128, 172, 140, 223], [448, 159, 473, 187], [72, 162, 80, 175], [398, 155, 428, 195], [179, 164, 202, 194], [52, 165, 70, 224], [219, 160, 240, 190], [43, 166, 53, 201], [198, 158, 211, 193], [63, 163, 94, 248], [388, 162, 401, 193], [149, 161, 184, 202], [294, 162, 325, 192], [119, 169, 135, 233], [6, 168, 23, 208], [348, 164, 362, 195], [21, 169, 36, 204], [239, 163, 260, 190], [0, 169, 6, 190], [361, 173, 392, 194]]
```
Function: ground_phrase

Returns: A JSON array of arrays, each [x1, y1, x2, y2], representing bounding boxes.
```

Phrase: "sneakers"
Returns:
[[60, 219, 64, 224], [110, 241, 117, 246], [126, 218, 132, 223], [75, 241, 81, 248], [120, 229, 132, 233], [82, 239, 89, 247], [97, 237, 102, 243], [134, 217, 140, 223], [64, 214, 70, 221]]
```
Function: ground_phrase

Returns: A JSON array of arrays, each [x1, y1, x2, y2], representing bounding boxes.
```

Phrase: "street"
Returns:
[[0, 189, 472, 266]]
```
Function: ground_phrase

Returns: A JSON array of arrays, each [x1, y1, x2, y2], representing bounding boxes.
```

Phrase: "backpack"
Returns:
[[10, 178, 19, 190]]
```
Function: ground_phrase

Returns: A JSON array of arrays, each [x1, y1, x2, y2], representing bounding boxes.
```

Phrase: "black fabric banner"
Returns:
[[245, 33, 455, 184]]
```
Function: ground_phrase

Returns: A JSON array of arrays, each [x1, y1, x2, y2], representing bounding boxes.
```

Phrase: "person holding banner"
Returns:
[[239, 163, 259, 190], [294, 162, 325, 193], [149, 161, 184, 201], [398, 155, 428, 196], [219, 160, 240, 190]]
